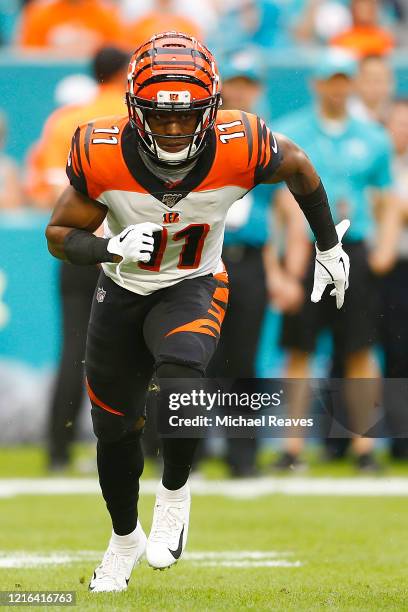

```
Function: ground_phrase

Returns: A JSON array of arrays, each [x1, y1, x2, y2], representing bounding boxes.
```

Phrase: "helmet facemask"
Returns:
[[126, 90, 220, 166]]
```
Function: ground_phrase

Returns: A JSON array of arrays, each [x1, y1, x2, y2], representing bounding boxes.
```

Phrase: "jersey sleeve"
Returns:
[[65, 116, 133, 202], [66, 126, 90, 197], [248, 114, 283, 186]]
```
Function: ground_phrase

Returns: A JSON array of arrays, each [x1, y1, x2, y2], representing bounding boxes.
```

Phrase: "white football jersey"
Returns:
[[67, 110, 281, 295]]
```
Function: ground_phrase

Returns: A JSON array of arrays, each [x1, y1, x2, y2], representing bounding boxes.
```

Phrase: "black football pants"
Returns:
[[86, 271, 229, 534]]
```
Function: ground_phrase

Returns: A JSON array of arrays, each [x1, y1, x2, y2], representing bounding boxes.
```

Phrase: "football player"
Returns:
[[45, 32, 350, 592]]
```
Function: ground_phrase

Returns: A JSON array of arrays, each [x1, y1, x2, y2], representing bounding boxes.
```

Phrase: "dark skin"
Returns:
[[46, 111, 320, 259], [146, 109, 201, 153]]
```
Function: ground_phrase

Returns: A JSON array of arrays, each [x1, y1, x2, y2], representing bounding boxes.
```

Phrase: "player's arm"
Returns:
[[263, 188, 310, 313], [45, 185, 160, 266], [46, 123, 162, 269], [45, 185, 113, 262], [368, 135, 401, 276], [369, 189, 401, 275], [273, 187, 311, 280], [265, 133, 339, 251], [264, 133, 350, 308]]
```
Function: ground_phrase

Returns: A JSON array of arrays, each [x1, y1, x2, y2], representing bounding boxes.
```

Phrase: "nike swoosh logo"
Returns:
[[317, 259, 334, 282], [119, 228, 134, 243], [168, 525, 184, 559], [271, 133, 278, 154], [88, 571, 96, 591]]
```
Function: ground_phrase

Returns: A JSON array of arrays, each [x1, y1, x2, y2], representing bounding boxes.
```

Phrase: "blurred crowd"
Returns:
[[0, 0, 406, 55], [0, 0, 408, 474], [1, 0, 408, 210]]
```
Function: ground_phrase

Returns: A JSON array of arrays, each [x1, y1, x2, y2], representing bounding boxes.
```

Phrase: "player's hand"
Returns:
[[311, 219, 350, 309], [368, 248, 395, 276], [268, 271, 304, 313], [107, 222, 163, 264]]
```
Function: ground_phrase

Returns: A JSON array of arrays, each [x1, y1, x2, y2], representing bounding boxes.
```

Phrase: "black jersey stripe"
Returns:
[[260, 121, 268, 169], [84, 122, 94, 166], [240, 111, 252, 166], [255, 116, 263, 169], [74, 128, 83, 176]]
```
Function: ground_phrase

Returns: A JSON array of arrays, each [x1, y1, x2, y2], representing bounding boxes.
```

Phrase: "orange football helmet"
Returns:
[[126, 31, 221, 165]]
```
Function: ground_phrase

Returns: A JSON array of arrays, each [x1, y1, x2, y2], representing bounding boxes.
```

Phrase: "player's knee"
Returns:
[[156, 362, 203, 379], [91, 407, 145, 444], [91, 407, 125, 443]]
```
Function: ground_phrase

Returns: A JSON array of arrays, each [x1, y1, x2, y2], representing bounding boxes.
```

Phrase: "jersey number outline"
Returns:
[[92, 126, 120, 145], [217, 120, 245, 144], [139, 223, 210, 272]]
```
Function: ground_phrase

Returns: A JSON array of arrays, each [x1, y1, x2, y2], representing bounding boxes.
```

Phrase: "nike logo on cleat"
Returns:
[[168, 526, 184, 559], [88, 572, 96, 591]]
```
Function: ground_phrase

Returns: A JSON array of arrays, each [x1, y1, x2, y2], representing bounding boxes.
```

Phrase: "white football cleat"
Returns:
[[89, 521, 147, 592], [146, 482, 190, 569]]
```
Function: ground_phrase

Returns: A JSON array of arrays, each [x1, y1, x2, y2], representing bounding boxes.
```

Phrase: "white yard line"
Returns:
[[1, 477, 408, 499], [0, 550, 302, 569]]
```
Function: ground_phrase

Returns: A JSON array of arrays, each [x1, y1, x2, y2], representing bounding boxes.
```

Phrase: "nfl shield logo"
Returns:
[[96, 287, 106, 303], [162, 193, 184, 208]]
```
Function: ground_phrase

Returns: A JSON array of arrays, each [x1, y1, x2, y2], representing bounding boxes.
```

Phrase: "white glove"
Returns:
[[311, 219, 350, 309], [107, 222, 162, 283]]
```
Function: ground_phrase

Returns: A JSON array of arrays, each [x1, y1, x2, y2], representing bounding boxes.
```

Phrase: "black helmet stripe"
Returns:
[[133, 62, 214, 86], [136, 48, 209, 63], [134, 74, 212, 95]]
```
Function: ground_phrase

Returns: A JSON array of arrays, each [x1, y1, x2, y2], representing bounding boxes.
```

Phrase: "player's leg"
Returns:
[[209, 248, 266, 376], [332, 243, 381, 470], [143, 272, 229, 568], [48, 263, 97, 469], [379, 262, 408, 459], [86, 273, 155, 591], [208, 247, 267, 476], [274, 255, 320, 469], [322, 351, 351, 460]]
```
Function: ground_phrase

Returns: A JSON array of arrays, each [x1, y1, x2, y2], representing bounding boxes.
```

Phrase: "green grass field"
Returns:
[[0, 446, 407, 611]]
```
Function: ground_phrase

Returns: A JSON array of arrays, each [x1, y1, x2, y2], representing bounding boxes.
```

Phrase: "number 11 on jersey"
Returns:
[[139, 223, 210, 272]]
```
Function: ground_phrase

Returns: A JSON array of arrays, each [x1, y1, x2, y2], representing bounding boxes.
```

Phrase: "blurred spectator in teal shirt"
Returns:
[[208, 0, 282, 55], [271, 50, 400, 472]]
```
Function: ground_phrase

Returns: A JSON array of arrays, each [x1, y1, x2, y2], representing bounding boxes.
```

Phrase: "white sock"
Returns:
[[158, 481, 189, 500], [111, 523, 140, 551]]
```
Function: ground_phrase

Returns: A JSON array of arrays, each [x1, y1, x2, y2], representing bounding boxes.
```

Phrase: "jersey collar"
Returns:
[[121, 121, 217, 203]]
